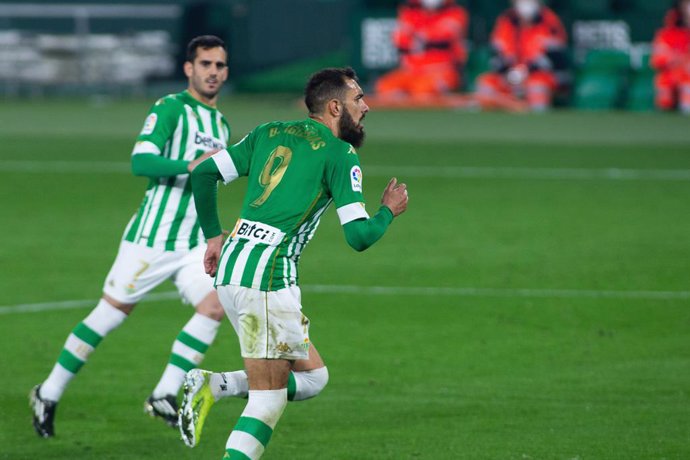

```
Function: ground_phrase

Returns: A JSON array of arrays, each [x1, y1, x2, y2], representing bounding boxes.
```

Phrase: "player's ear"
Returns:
[[183, 61, 193, 78], [327, 99, 341, 117]]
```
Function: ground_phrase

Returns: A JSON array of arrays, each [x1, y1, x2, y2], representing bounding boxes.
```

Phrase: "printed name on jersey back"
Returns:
[[140, 114, 157, 135], [194, 131, 226, 150], [231, 218, 286, 247]]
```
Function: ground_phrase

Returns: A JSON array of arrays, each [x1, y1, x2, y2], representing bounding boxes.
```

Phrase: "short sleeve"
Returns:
[[131, 97, 180, 156], [326, 144, 369, 225], [227, 126, 262, 177]]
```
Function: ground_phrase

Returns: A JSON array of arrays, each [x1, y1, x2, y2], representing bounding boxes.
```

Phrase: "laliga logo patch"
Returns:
[[140, 113, 157, 135], [350, 166, 362, 192]]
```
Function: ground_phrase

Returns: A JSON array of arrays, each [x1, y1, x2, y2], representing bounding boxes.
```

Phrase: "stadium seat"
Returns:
[[626, 73, 655, 111], [573, 49, 629, 110], [626, 46, 655, 111], [583, 49, 630, 73], [573, 71, 625, 110]]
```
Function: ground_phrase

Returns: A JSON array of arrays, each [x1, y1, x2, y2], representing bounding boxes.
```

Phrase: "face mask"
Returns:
[[515, 0, 540, 20], [420, 0, 444, 9]]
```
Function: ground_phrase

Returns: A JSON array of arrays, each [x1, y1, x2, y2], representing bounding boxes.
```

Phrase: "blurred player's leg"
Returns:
[[375, 68, 414, 99], [655, 72, 676, 111], [211, 285, 309, 458], [31, 296, 130, 437], [679, 82, 690, 114], [146, 246, 223, 427], [408, 66, 459, 102], [224, 359, 290, 459], [146, 294, 222, 427], [179, 346, 328, 447], [525, 71, 557, 112]]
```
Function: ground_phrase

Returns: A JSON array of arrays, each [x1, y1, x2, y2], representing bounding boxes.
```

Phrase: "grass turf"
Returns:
[[1, 96, 689, 459]]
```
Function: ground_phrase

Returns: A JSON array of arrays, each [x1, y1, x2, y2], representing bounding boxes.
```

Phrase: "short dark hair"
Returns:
[[186, 35, 226, 63], [304, 67, 358, 115]]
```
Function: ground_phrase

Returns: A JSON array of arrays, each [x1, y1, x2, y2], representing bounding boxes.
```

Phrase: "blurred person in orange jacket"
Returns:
[[651, 0, 690, 113], [375, 0, 469, 100], [476, 0, 567, 111]]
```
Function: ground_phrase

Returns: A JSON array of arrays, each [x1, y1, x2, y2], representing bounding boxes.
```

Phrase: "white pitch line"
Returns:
[[2, 160, 690, 181], [0, 160, 130, 174], [304, 284, 690, 300], [0, 291, 179, 315], [1, 285, 687, 315], [365, 165, 690, 181]]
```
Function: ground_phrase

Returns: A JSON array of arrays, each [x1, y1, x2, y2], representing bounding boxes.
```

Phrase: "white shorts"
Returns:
[[217, 285, 310, 360], [103, 240, 214, 306]]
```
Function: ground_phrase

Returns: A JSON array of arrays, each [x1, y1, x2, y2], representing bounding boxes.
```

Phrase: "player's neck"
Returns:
[[309, 114, 339, 139], [186, 87, 218, 108]]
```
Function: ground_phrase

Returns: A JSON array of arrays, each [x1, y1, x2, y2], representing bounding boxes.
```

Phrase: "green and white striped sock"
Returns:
[[40, 299, 127, 401], [152, 313, 220, 398], [224, 389, 287, 460]]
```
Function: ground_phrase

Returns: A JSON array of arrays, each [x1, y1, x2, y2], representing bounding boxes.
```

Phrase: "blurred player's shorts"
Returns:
[[103, 240, 214, 305], [217, 285, 310, 360]]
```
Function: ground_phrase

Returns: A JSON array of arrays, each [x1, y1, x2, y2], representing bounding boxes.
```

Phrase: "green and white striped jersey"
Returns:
[[124, 91, 230, 251], [212, 118, 368, 291]]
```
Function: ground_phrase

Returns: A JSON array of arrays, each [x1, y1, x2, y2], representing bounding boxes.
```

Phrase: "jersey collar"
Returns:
[[180, 90, 217, 111]]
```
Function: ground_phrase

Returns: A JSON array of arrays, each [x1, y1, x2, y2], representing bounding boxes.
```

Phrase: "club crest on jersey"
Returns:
[[140, 114, 157, 135], [350, 166, 362, 192], [194, 131, 225, 150]]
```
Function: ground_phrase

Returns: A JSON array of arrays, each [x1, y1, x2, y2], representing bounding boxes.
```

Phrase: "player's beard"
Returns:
[[192, 74, 220, 100], [338, 107, 365, 148]]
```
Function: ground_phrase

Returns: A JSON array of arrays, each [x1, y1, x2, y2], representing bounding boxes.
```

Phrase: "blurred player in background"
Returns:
[[476, 0, 567, 111], [30, 35, 231, 437], [179, 67, 408, 458], [651, 0, 690, 113], [375, 0, 468, 100]]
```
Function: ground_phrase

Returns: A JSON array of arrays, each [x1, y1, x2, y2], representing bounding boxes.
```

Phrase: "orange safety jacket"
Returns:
[[652, 9, 690, 72], [393, 0, 469, 69], [489, 6, 566, 73]]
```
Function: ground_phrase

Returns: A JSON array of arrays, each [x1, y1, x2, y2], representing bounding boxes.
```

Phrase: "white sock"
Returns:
[[41, 299, 127, 401], [212, 367, 328, 402], [290, 367, 329, 401], [210, 371, 248, 400], [225, 389, 287, 459], [152, 313, 220, 398]]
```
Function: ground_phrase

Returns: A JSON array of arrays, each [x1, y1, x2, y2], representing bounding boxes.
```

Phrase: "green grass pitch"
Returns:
[[1, 96, 689, 459]]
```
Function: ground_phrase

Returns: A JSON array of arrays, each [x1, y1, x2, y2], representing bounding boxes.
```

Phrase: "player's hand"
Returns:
[[381, 177, 408, 217], [187, 149, 221, 173], [204, 235, 223, 277]]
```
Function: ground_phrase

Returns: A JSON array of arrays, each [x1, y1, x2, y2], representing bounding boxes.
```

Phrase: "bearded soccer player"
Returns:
[[30, 35, 231, 437], [179, 67, 408, 458]]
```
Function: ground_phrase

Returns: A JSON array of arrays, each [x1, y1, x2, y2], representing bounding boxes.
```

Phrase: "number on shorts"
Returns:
[[250, 146, 293, 207], [133, 260, 150, 281]]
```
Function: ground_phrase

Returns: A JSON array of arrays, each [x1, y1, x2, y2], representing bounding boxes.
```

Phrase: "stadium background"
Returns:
[[1, 1, 689, 459]]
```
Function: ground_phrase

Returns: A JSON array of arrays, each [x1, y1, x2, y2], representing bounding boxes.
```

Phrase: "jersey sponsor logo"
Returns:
[[194, 131, 226, 150], [230, 218, 286, 247], [140, 113, 157, 135], [350, 166, 363, 192]]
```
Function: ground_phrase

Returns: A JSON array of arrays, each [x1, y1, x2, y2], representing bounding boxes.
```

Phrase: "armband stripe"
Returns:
[[212, 149, 239, 184], [336, 202, 369, 225], [132, 140, 161, 156]]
